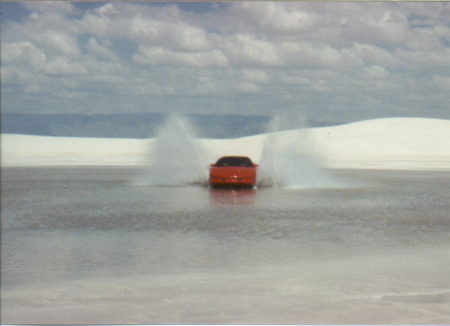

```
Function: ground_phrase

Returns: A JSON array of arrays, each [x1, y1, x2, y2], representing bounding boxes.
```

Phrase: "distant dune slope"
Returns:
[[2, 118, 450, 170], [311, 118, 450, 169], [1, 134, 149, 166]]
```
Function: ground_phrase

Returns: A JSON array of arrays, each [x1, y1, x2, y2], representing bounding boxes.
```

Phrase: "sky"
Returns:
[[1, 1, 450, 125]]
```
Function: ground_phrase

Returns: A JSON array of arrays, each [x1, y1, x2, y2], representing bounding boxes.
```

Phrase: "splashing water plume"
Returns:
[[257, 116, 338, 189], [136, 115, 208, 186]]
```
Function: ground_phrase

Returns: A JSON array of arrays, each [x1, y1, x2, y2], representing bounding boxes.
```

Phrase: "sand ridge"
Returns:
[[2, 117, 450, 170]]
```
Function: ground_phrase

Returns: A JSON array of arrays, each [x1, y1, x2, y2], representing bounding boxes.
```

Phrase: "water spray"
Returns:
[[135, 114, 209, 186], [257, 116, 337, 189]]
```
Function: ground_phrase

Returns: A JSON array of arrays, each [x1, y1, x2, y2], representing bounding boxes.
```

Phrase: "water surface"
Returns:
[[2, 167, 449, 324]]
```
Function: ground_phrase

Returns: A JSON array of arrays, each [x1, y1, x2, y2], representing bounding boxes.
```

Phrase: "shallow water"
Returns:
[[1, 167, 449, 324]]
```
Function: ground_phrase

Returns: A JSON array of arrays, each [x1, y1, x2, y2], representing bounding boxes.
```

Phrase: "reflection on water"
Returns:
[[209, 188, 256, 206]]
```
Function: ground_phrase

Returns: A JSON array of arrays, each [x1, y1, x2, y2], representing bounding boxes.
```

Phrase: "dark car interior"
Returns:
[[214, 156, 254, 167]]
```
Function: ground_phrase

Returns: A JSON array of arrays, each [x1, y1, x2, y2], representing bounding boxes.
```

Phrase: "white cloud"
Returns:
[[279, 74, 311, 86], [81, 3, 212, 53], [406, 28, 441, 51], [93, 3, 119, 17], [195, 76, 221, 94], [3, 40, 87, 78], [43, 56, 88, 76], [161, 23, 211, 52], [365, 65, 390, 79], [133, 46, 228, 68], [433, 75, 450, 90], [237, 81, 259, 94], [241, 69, 271, 84], [1, 1, 450, 121], [24, 84, 42, 94], [21, 2, 80, 16], [36, 31, 81, 58], [395, 47, 450, 69], [87, 38, 118, 61], [3, 42, 45, 65], [80, 10, 117, 38], [229, 2, 318, 33], [221, 34, 282, 66], [366, 11, 409, 44], [347, 43, 396, 68], [432, 24, 450, 41]]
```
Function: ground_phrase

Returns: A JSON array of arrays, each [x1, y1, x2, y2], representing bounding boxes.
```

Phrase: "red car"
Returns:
[[209, 156, 258, 188]]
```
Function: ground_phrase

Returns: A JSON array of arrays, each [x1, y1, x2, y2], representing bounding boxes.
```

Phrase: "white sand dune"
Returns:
[[2, 117, 450, 170], [1, 134, 148, 166]]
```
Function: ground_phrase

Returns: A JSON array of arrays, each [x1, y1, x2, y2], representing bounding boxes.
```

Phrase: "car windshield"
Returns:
[[215, 157, 254, 167]]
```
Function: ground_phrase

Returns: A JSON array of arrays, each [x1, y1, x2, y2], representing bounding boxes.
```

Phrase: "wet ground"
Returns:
[[2, 167, 449, 324]]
